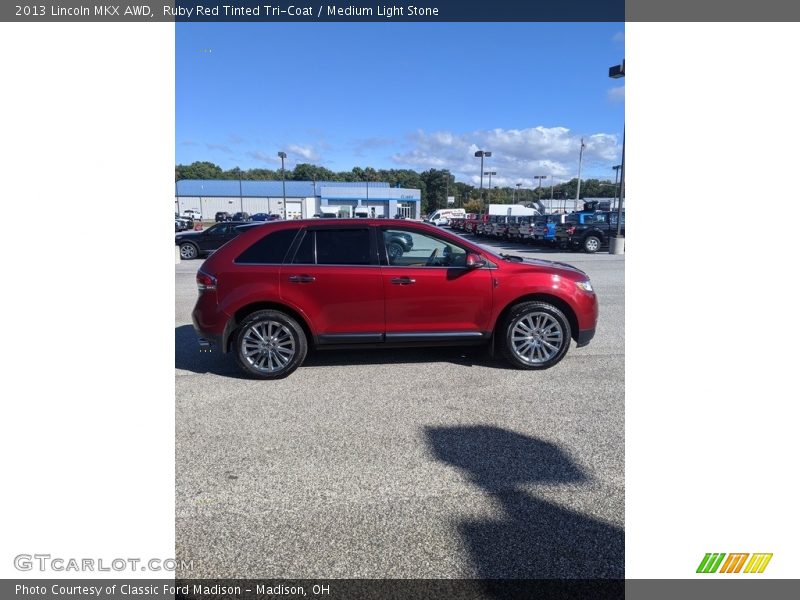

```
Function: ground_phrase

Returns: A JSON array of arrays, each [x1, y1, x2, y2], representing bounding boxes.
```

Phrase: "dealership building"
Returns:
[[175, 179, 422, 220]]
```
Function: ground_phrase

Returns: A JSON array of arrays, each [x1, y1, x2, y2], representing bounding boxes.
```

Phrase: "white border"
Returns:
[[0, 23, 175, 579], [626, 23, 800, 578]]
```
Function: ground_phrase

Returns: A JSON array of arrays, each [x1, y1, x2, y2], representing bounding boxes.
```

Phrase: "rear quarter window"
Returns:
[[235, 228, 299, 264]]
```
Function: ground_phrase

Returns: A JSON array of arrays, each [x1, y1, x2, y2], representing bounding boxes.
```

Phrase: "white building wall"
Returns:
[[303, 197, 316, 217], [175, 196, 317, 219]]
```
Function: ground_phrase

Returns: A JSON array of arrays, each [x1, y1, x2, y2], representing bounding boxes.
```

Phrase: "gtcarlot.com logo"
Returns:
[[14, 554, 193, 572], [696, 552, 773, 574]]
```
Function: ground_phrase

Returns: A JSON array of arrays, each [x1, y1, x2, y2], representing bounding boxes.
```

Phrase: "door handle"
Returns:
[[391, 277, 416, 285], [288, 275, 316, 283]]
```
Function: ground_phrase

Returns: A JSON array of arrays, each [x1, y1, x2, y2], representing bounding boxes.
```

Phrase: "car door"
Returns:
[[194, 224, 221, 252], [279, 226, 385, 343], [207, 223, 238, 252], [379, 227, 493, 340]]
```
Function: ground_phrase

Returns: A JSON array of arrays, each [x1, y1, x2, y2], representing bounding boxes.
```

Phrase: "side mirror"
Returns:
[[466, 253, 486, 269]]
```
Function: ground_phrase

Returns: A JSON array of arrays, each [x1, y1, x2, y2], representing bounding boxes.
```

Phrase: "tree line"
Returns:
[[176, 161, 620, 215]]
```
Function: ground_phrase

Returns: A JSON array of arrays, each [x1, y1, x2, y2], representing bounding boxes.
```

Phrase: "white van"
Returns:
[[426, 208, 466, 226]]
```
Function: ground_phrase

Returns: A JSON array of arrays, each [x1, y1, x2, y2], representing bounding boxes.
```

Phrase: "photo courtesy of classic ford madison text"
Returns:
[[175, 22, 625, 579]]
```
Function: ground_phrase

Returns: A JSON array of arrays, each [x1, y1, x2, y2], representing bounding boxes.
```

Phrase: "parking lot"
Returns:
[[175, 234, 624, 578]]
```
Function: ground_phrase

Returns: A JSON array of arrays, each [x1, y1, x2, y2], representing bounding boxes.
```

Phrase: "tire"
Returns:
[[179, 242, 199, 260], [387, 242, 404, 261], [234, 310, 307, 379], [583, 235, 601, 253], [499, 301, 571, 370]]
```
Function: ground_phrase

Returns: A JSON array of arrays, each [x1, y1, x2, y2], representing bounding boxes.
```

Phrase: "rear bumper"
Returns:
[[192, 301, 230, 353], [576, 328, 595, 347]]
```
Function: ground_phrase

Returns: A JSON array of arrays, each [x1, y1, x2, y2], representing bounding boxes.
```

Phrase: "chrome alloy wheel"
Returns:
[[510, 312, 565, 364], [240, 320, 296, 373], [179, 243, 198, 259], [585, 237, 600, 252]]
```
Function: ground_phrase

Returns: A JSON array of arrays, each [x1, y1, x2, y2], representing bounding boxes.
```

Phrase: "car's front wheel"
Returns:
[[387, 242, 404, 261], [234, 310, 307, 379], [179, 242, 199, 260], [500, 301, 571, 370]]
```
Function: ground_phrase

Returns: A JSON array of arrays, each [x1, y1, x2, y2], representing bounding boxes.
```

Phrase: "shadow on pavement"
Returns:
[[176, 324, 510, 377], [425, 425, 623, 579], [175, 324, 244, 378]]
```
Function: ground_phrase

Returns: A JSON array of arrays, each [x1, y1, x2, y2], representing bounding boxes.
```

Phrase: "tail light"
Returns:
[[566, 226, 576, 235], [196, 271, 217, 292]]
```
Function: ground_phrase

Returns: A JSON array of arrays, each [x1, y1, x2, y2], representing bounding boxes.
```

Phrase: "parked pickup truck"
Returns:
[[555, 211, 625, 253], [533, 214, 568, 244], [507, 216, 530, 240]]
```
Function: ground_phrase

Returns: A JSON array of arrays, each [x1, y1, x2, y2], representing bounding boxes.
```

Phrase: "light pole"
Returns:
[[534, 175, 547, 210], [575, 138, 586, 212], [474, 150, 492, 202], [514, 182, 522, 203], [278, 151, 287, 219], [609, 60, 625, 252], [238, 171, 243, 214], [484, 171, 496, 202], [612, 164, 621, 211]]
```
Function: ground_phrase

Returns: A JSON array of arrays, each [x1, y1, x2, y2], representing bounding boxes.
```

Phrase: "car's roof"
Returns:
[[289, 218, 430, 226], [235, 218, 433, 231]]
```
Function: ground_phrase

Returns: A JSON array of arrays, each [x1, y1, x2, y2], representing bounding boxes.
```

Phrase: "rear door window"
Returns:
[[292, 228, 374, 265], [316, 229, 372, 265]]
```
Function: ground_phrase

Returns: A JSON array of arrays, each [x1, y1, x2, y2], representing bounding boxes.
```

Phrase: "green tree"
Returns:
[[464, 199, 482, 214], [292, 163, 336, 182], [175, 161, 224, 180]]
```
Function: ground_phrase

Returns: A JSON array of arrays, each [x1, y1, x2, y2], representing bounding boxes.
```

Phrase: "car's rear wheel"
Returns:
[[179, 242, 199, 260], [234, 310, 307, 379], [500, 301, 571, 370], [583, 235, 601, 253]]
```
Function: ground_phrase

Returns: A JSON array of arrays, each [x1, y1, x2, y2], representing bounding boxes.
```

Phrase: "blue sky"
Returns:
[[176, 23, 624, 187]]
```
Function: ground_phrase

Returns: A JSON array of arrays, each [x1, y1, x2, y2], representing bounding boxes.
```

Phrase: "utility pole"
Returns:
[[278, 151, 287, 219], [239, 171, 243, 214], [609, 59, 625, 252], [575, 138, 586, 211], [444, 170, 449, 208], [534, 175, 547, 210], [474, 150, 491, 203]]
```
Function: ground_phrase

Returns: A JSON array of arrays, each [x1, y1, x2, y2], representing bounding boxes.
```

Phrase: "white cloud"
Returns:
[[246, 144, 321, 166], [392, 126, 621, 187], [287, 144, 319, 161], [246, 150, 281, 166], [608, 86, 625, 104], [206, 143, 232, 153]]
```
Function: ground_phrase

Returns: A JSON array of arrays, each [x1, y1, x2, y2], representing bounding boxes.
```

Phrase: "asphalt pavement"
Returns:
[[175, 233, 624, 578]]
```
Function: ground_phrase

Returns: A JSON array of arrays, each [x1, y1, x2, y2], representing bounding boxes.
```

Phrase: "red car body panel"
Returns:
[[381, 266, 494, 333], [192, 219, 598, 352], [280, 265, 385, 336]]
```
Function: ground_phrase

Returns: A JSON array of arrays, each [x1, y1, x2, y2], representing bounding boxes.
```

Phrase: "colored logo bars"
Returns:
[[696, 553, 773, 574]]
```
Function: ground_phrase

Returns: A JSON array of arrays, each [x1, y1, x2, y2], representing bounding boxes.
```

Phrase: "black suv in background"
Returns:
[[215, 211, 232, 222], [176, 221, 247, 260], [232, 212, 251, 222]]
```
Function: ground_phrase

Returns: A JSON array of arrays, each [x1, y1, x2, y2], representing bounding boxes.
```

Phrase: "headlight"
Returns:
[[575, 280, 593, 293]]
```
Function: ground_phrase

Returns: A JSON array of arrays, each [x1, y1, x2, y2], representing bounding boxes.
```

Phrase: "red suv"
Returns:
[[192, 219, 598, 379]]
